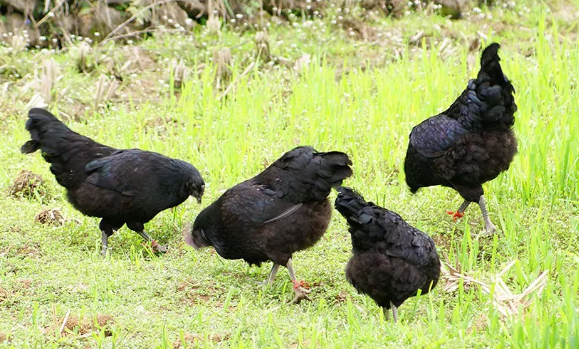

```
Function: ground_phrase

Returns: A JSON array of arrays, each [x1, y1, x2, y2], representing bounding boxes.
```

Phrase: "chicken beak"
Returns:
[[195, 195, 202, 204]]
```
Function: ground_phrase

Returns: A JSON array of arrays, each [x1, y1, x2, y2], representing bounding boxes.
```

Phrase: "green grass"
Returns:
[[1, 1, 579, 348]]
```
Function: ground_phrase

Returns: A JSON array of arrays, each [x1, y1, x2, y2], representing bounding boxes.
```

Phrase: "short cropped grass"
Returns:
[[1, 1, 578, 348]]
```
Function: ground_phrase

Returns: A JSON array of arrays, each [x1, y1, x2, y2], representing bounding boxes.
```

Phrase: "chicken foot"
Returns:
[[447, 200, 471, 221], [286, 258, 311, 304], [136, 231, 168, 253], [447, 196, 497, 235]]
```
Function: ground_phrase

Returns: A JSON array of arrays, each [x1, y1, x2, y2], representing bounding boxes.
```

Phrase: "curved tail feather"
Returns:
[[21, 108, 114, 188]]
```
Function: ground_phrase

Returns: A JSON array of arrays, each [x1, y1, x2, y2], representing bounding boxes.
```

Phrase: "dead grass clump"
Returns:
[[0, 287, 9, 303], [94, 75, 120, 109], [35, 209, 65, 226], [40, 59, 60, 106], [335, 291, 348, 304], [17, 279, 33, 290], [172, 59, 190, 89], [443, 260, 548, 319], [72, 41, 94, 73], [16, 243, 42, 258], [178, 280, 223, 306], [341, 18, 377, 41], [173, 332, 230, 348], [206, 12, 222, 36], [213, 47, 232, 88], [9, 170, 49, 199], [47, 312, 114, 338], [360, 0, 410, 18], [125, 46, 157, 72], [255, 31, 271, 62], [0, 332, 6, 342], [144, 116, 184, 138]]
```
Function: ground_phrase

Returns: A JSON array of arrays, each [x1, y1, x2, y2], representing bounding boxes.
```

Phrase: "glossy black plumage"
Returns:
[[21, 108, 205, 253], [186, 146, 353, 303], [334, 187, 440, 321], [404, 43, 518, 234]]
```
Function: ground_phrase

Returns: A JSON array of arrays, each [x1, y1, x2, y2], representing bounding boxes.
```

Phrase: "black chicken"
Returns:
[[21, 108, 205, 254], [404, 43, 517, 235], [185, 146, 352, 303], [334, 186, 440, 322]]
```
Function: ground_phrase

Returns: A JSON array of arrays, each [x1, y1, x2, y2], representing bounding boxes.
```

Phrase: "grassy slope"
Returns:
[[1, 1, 578, 348]]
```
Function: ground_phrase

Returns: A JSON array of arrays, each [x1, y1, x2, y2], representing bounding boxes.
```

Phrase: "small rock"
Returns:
[[154, 2, 191, 29], [435, 0, 471, 19], [2, 0, 39, 15]]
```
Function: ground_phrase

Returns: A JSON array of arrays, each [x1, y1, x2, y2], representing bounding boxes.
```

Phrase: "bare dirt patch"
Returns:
[[335, 291, 348, 304], [16, 279, 34, 291], [178, 280, 222, 306], [433, 234, 453, 253], [15, 242, 42, 258]]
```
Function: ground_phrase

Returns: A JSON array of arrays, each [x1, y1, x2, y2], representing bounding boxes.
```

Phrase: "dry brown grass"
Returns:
[[0, 287, 9, 303], [442, 260, 549, 319]]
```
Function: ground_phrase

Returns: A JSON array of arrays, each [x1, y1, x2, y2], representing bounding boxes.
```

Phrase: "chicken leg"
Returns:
[[391, 302, 398, 322], [382, 302, 399, 323], [101, 230, 110, 256], [478, 195, 497, 235], [448, 196, 497, 235], [286, 258, 311, 304], [261, 263, 281, 286]]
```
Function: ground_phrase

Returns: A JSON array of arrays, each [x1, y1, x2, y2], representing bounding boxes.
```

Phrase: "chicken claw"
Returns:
[[290, 280, 311, 304], [147, 240, 168, 253], [446, 210, 465, 221]]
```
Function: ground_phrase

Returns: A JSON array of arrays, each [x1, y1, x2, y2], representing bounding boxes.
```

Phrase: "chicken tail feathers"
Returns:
[[334, 186, 387, 249], [315, 151, 354, 189], [476, 43, 517, 126], [334, 186, 370, 227], [21, 108, 105, 160], [447, 42, 517, 128], [302, 150, 353, 202], [20, 108, 68, 155], [263, 146, 353, 202], [478, 43, 514, 94], [21, 108, 113, 188]]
